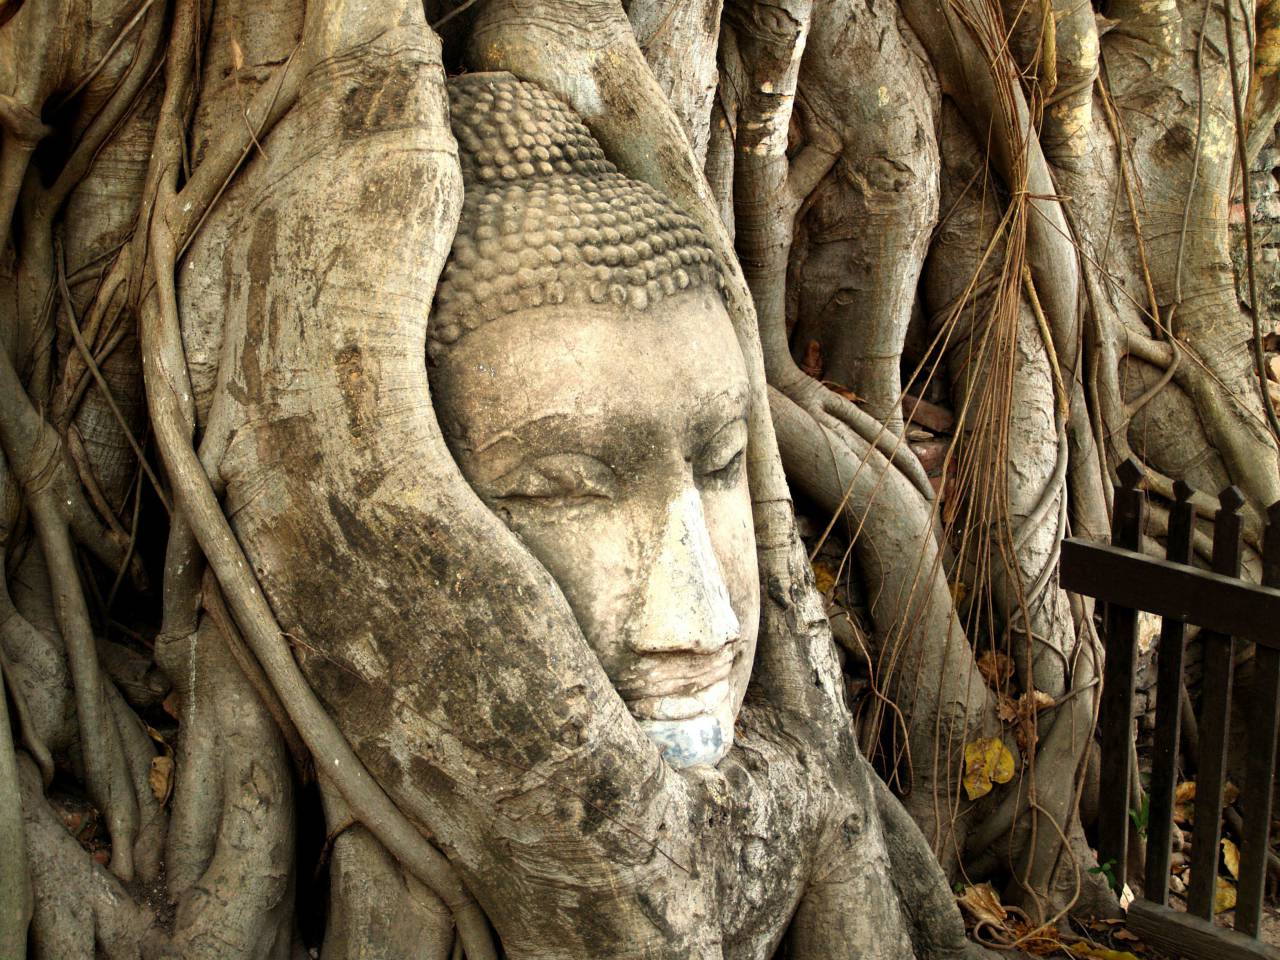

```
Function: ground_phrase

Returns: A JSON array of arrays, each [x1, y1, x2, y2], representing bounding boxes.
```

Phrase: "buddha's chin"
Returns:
[[637, 702, 734, 769]]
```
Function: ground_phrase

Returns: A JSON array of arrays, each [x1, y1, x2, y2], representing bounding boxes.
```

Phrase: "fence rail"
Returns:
[[1059, 459, 1280, 960]]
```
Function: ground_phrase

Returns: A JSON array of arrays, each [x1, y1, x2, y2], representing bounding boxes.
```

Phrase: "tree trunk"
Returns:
[[2, 0, 1275, 953]]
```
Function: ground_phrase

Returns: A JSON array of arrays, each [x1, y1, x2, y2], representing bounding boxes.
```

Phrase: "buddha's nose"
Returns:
[[627, 488, 741, 655]]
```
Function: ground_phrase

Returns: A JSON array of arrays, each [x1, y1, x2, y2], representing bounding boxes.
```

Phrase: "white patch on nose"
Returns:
[[628, 490, 742, 768], [632, 488, 740, 655]]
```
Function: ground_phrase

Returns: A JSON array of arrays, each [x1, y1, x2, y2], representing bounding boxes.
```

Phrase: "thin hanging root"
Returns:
[[32, 507, 139, 882], [0, 93, 49, 251], [202, 571, 312, 782], [0, 646, 54, 786], [0, 346, 139, 882], [1223, 0, 1280, 448], [131, 4, 495, 955], [0, 658, 32, 960], [56, 239, 171, 516]]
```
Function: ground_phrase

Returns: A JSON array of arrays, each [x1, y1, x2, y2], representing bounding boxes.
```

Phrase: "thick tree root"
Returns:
[[0, 661, 31, 959], [151, 616, 294, 959], [320, 787, 455, 960], [18, 754, 159, 959], [771, 385, 997, 863]]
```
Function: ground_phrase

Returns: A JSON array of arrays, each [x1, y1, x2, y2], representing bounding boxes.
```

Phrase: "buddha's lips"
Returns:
[[615, 646, 736, 721]]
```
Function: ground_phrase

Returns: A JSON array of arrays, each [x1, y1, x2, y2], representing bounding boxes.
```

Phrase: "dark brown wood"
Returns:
[[1187, 487, 1244, 920], [1126, 898, 1280, 960], [1063, 477, 1280, 954], [1098, 458, 1146, 881], [903, 393, 955, 433], [1145, 480, 1195, 906], [1235, 501, 1280, 936], [1058, 540, 1280, 650]]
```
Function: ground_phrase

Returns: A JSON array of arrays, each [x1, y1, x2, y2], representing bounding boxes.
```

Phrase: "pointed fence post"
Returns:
[[1098, 458, 1145, 884], [1145, 480, 1195, 905], [1187, 485, 1244, 920], [1236, 501, 1280, 936]]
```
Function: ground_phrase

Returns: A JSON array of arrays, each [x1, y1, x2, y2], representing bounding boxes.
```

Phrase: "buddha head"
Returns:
[[428, 74, 759, 768]]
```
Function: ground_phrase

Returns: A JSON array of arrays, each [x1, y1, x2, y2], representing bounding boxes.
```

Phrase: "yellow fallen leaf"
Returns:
[[957, 883, 1007, 926], [1067, 942, 1141, 960], [812, 561, 838, 596], [149, 755, 173, 805], [1215, 876, 1237, 914], [1222, 838, 1241, 879], [963, 737, 1015, 800]]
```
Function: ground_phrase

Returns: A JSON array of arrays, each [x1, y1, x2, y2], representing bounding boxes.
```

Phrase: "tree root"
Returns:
[[135, 4, 495, 956], [320, 786, 455, 960], [0, 657, 31, 960], [771, 384, 997, 862], [18, 754, 160, 959], [154, 617, 295, 959]]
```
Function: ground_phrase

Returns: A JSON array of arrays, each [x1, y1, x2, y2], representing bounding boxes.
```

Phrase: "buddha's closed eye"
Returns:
[[487, 453, 618, 504], [486, 417, 748, 507], [695, 418, 748, 487]]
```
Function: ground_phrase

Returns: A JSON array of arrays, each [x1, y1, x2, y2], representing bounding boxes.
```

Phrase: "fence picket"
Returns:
[[1187, 486, 1244, 920], [1235, 501, 1280, 936], [1098, 458, 1145, 881], [1146, 480, 1195, 906]]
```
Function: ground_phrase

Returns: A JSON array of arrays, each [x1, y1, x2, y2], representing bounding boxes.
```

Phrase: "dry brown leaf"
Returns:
[[977, 649, 1014, 688], [1224, 781, 1240, 806], [1174, 781, 1195, 824], [996, 695, 1018, 723], [1222, 837, 1241, 879], [822, 381, 862, 404], [57, 808, 83, 834], [1029, 689, 1055, 710], [994, 690, 1054, 756], [230, 36, 245, 72], [1067, 944, 1140, 960], [963, 737, 1015, 800], [957, 883, 1007, 926], [162, 691, 181, 719], [149, 755, 174, 805]]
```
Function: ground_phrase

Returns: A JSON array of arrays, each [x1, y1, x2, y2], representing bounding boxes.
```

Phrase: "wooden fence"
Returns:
[[1059, 459, 1280, 960]]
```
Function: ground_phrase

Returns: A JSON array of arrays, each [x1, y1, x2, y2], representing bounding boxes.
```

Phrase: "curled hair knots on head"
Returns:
[[429, 73, 724, 361]]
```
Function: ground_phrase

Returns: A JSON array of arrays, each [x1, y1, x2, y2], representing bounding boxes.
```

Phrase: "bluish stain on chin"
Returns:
[[639, 714, 732, 768]]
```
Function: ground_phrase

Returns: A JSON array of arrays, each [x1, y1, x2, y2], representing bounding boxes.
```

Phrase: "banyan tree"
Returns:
[[1, 0, 1276, 955]]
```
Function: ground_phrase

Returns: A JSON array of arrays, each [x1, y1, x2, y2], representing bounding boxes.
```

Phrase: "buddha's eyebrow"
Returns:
[[470, 410, 576, 454], [696, 386, 751, 420]]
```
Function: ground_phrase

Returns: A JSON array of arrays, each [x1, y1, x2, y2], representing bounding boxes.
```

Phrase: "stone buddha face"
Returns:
[[428, 75, 760, 767]]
